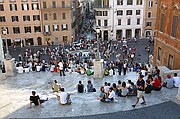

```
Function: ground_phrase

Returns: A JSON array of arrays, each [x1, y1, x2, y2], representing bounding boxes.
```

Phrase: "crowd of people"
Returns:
[[28, 65, 180, 109]]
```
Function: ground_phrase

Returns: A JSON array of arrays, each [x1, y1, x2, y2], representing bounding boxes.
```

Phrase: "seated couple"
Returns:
[[56, 88, 72, 105], [99, 87, 115, 102], [28, 91, 48, 109]]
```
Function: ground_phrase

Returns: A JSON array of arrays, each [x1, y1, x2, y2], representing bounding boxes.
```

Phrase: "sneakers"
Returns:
[[132, 105, 136, 108], [141, 102, 146, 105]]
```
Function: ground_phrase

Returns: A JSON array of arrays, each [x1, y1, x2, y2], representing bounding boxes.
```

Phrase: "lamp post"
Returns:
[[2, 27, 11, 60], [96, 26, 100, 61]]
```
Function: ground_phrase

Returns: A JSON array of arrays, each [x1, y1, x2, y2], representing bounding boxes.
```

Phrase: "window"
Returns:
[[0, 16, 6, 22], [53, 24, 59, 31], [168, 54, 173, 70], [62, 13, 66, 19], [157, 47, 161, 61], [148, 12, 151, 18], [11, 16, 19, 22], [117, 0, 123, 5], [22, 3, 29, 10], [23, 15, 30, 21], [10, 4, 17, 11], [98, 19, 101, 26], [103, 11, 108, 16], [136, 0, 142, 5], [24, 26, 31, 33], [53, 13, 57, 20], [32, 3, 39, 10], [34, 26, 41, 32], [0, 4, 4, 11], [137, 18, 140, 25], [117, 10, 123, 15], [127, 19, 131, 25], [43, 1, 46, 8], [0, 0, 4, 3], [52, 1, 56, 8], [160, 14, 165, 32], [104, 20, 108, 26], [44, 25, 50, 32], [118, 19, 121, 25], [33, 15, 40, 21], [13, 27, 20, 34], [136, 10, 140, 15], [126, 10, 132, 15], [103, 0, 108, 7], [9, 0, 16, 2], [44, 13, 48, 20], [62, 1, 65, 8], [171, 16, 178, 37], [97, 11, 102, 16], [127, 0, 133, 5], [63, 36, 68, 42], [148, 1, 153, 7], [61, 24, 68, 30], [146, 22, 152, 27]]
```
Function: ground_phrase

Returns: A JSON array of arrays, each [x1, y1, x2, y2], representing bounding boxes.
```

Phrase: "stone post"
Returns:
[[177, 87, 180, 100], [93, 59, 103, 79], [4, 58, 16, 77]]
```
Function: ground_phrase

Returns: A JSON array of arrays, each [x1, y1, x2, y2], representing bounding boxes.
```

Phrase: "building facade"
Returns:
[[153, 0, 180, 70], [0, 0, 42, 46], [94, 0, 144, 41], [0, 0, 82, 46], [143, 0, 157, 38]]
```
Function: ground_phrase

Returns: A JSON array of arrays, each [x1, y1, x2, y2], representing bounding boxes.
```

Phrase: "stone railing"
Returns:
[[158, 66, 180, 81], [158, 66, 180, 100]]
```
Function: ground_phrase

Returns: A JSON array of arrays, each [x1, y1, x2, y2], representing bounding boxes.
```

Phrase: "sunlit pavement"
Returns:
[[0, 71, 179, 118]]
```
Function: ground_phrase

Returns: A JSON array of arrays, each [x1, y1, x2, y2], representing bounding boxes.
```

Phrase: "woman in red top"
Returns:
[[153, 76, 162, 91]]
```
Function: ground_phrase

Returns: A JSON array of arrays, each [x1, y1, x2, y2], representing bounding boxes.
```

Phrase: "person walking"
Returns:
[[132, 75, 146, 108], [58, 60, 66, 76]]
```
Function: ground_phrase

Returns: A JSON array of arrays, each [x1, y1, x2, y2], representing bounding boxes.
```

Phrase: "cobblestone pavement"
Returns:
[[0, 71, 179, 118]]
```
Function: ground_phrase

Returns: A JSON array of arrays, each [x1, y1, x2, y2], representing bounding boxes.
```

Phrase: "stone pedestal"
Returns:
[[93, 59, 103, 79], [4, 58, 16, 77], [0, 70, 6, 80], [177, 87, 180, 100]]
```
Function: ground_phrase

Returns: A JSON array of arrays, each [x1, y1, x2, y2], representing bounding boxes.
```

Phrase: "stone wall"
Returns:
[[158, 66, 180, 81]]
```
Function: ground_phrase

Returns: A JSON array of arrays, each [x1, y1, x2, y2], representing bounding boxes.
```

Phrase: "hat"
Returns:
[[167, 74, 171, 78]]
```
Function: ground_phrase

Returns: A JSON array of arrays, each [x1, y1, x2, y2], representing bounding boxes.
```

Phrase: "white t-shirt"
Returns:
[[141, 70, 146, 76], [108, 90, 115, 99], [58, 62, 63, 70], [57, 92, 67, 104], [173, 77, 180, 87], [104, 86, 110, 93], [109, 69, 113, 76]]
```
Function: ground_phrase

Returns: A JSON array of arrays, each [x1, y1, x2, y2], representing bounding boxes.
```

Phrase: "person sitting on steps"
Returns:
[[28, 91, 48, 109]]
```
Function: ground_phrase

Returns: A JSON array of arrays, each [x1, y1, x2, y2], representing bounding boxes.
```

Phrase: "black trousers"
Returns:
[[60, 70, 66, 76]]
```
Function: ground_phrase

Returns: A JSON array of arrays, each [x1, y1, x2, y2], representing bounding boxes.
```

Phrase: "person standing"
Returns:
[[58, 60, 65, 76], [118, 61, 123, 75], [123, 60, 127, 75], [132, 75, 146, 108]]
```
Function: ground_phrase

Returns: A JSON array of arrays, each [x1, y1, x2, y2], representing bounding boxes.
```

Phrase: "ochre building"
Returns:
[[153, 0, 180, 70]]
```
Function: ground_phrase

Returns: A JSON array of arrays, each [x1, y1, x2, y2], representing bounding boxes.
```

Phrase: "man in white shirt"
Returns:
[[105, 87, 115, 102], [58, 60, 65, 76], [173, 73, 180, 88], [56, 88, 71, 105]]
